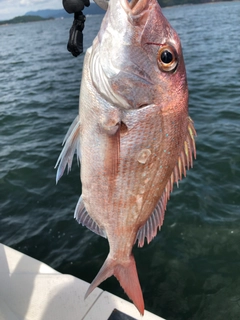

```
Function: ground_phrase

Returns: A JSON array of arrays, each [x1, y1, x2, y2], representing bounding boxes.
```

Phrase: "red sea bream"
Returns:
[[56, 0, 196, 315]]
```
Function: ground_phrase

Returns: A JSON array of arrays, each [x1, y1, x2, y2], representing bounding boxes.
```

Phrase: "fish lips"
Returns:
[[121, 0, 149, 16], [118, 0, 161, 28]]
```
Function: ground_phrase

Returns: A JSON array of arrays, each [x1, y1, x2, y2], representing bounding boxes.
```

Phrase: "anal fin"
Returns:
[[74, 195, 107, 238]]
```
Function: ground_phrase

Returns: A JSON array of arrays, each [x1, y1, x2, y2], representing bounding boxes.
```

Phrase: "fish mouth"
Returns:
[[93, 0, 149, 15], [93, 0, 109, 11], [121, 0, 149, 15]]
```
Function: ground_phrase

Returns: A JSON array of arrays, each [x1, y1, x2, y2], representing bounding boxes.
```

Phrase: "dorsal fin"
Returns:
[[55, 116, 81, 183], [136, 190, 168, 247], [136, 117, 196, 247], [74, 196, 107, 238]]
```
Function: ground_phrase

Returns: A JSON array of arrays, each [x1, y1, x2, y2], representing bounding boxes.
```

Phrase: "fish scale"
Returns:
[[55, 0, 196, 315]]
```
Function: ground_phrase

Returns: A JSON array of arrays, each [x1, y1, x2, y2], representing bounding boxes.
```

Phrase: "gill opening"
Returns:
[[120, 121, 128, 135]]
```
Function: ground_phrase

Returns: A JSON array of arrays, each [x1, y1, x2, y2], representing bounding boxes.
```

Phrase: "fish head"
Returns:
[[90, 0, 188, 110]]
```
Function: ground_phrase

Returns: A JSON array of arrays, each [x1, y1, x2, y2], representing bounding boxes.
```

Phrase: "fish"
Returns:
[[55, 0, 196, 315]]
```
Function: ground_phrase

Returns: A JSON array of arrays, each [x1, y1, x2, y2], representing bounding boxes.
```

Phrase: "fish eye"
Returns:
[[157, 45, 178, 72], [161, 50, 173, 64]]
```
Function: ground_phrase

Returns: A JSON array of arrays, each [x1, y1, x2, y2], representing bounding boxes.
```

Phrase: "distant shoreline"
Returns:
[[159, 0, 236, 7], [0, 15, 53, 26], [0, 0, 238, 24], [162, 0, 239, 9]]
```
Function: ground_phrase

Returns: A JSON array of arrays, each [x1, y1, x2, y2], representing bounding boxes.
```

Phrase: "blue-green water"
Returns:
[[1, 2, 240, 319]]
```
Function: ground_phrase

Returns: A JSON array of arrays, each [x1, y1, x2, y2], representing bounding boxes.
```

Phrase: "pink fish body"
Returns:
[[56, 0, 196, 315]]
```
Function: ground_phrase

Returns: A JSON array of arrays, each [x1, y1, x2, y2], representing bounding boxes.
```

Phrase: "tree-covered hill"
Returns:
[[0, 0, 235, 24], [0, 15, 52, 25], [158, 0, 233, 6]]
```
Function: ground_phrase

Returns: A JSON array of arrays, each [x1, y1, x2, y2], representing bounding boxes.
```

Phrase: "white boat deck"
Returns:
[[0, 243, 165, 320]]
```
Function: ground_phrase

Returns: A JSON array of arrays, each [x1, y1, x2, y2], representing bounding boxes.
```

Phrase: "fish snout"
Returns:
[[93, 0, 109, 11], [121, 0, 149, 16]]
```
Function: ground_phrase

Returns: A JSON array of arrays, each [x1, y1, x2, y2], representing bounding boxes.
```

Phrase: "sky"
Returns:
[[0, 0, 64, 20]]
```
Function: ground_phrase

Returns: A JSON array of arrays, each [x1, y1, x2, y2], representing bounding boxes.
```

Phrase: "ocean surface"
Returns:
[[0, 2, 240, 319]]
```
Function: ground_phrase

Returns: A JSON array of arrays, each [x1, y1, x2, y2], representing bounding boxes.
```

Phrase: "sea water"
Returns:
[[0, 2, 240, 319]]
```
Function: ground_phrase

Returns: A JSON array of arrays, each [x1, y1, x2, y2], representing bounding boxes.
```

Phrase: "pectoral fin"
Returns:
[[55, 116, 81, 183], [104, 124, 120, 178]]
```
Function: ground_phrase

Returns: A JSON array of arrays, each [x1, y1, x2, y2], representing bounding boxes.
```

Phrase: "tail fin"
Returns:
[[85, 254, 144, 315]]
